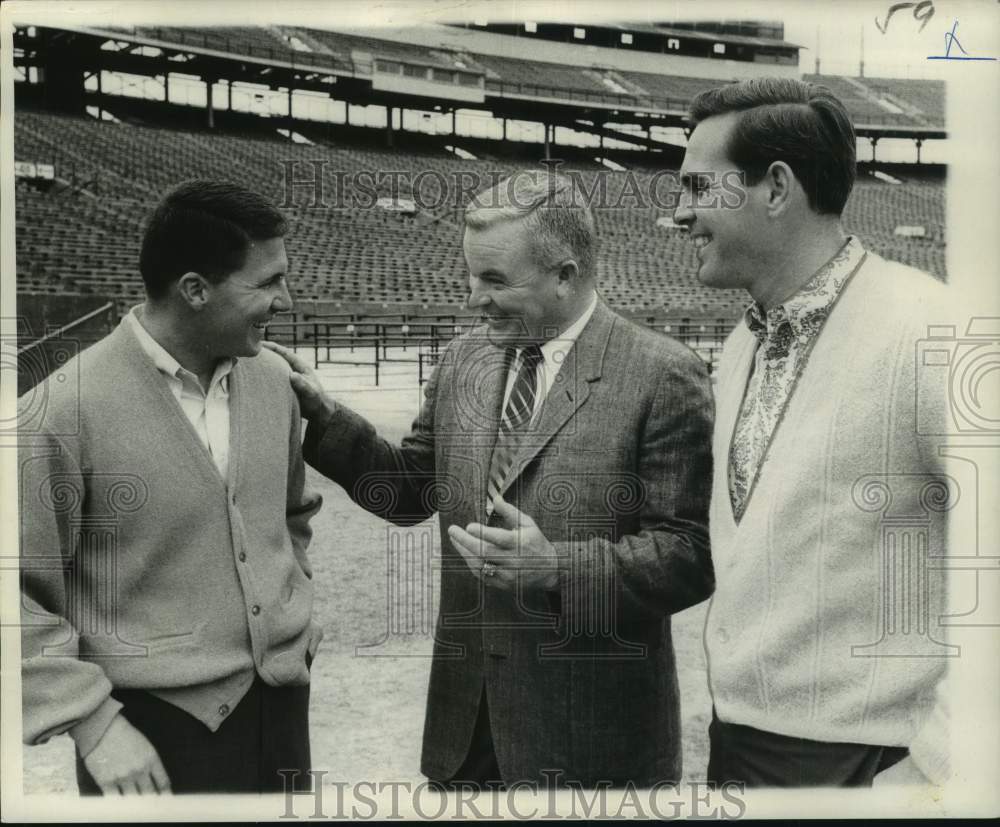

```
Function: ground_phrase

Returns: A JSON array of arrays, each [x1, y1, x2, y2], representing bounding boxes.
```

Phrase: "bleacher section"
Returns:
[[14, 108, 946, 322], [803, 73, 945, 126]]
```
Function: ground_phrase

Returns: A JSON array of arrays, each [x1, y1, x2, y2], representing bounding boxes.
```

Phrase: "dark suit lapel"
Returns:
[[498, 301, 615, 497]]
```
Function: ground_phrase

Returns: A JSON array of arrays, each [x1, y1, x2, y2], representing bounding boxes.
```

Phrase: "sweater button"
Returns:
[[717, 628, 729, 643], [238, 551, 247, 562], [251, 605, 261, 615], [219, 704, 229, 716]]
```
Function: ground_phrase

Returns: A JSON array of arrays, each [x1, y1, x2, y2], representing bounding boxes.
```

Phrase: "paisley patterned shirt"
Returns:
[[728, 236, 867, 522]]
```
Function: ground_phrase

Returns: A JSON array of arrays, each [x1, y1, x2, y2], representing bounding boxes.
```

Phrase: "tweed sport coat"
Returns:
[[303, 300, 714, 786]]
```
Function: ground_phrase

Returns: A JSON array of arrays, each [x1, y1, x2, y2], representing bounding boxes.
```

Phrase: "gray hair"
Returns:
[[464, 170, 597, 281]]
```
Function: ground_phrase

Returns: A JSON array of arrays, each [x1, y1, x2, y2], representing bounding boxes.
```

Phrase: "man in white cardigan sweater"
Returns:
[[674, 78, 952, 786]]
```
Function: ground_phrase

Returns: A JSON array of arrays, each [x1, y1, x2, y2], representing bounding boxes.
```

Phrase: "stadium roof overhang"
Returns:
[[14, 25, 366, 98], [12, 24, 946, 143]]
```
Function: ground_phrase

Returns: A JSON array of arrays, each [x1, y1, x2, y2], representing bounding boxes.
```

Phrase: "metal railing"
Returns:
[[18, 302, 115, 356]]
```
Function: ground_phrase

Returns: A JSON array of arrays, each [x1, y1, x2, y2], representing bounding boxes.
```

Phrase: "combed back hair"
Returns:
[[464, 170, 598, 280], [688, 78, 856, 215], [139, 180, 288, 299]]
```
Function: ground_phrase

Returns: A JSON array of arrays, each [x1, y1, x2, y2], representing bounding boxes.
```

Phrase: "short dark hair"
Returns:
[[688, 78, 856, 215], [139, 180, 288, 299]]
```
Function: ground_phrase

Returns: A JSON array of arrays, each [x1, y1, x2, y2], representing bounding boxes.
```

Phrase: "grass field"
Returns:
[[21, 348, 712, 794]]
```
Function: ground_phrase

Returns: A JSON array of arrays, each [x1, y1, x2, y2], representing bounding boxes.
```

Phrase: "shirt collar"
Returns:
[[535, 292, 599, 371], [745, 236, 865, 345], [125, 305, 235, 391]]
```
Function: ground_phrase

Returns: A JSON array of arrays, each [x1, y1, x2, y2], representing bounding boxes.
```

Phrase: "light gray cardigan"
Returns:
[[19, 320, 322, 757]]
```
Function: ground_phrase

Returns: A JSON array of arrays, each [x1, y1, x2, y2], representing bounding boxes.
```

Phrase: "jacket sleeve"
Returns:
[[286, 393, 323, 565], [19, 427, 123, 758], [554, 348, 715, 623], [301, 351, 443, 526]]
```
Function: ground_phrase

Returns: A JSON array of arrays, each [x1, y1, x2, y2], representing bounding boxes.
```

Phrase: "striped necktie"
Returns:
[[486, 344, 543, 517]]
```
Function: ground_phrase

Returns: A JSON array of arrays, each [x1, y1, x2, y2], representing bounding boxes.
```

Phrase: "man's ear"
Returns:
[[176, 272, 211, 310], [763, 161, 797, 217], [555, 259, 580, 296]]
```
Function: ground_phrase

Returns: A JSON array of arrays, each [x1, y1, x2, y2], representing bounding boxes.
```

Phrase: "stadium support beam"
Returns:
[[871, 135, 879, 162], [387, 105, 395, 148], [544, 123, 550, 161], [96, 69, 103, 120], [915, 138, 923, 164], [163, 72, 169, 104], [205, 77, 215, 128]]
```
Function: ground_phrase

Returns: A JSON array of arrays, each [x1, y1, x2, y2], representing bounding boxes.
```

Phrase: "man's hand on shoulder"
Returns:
[[83, 713, 171, 795], [262, 341, 337, 428]]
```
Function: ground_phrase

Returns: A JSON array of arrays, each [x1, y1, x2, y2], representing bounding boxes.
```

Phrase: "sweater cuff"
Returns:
[[68, 695, 124, 759], [908, 700, 950, 785]]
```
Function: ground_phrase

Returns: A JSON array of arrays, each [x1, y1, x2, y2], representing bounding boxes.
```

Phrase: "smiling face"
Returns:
[[463, 217, 567, 347], [201, 236, 292, 359], [674, 112, 770, 292]]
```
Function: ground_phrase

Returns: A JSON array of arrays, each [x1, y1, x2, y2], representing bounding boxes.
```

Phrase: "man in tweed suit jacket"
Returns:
[[268, 171, 714, 787]]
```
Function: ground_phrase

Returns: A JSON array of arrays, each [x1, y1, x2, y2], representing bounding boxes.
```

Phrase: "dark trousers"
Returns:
[[430, 687, 504, 791], [707, 711, 908, 788], [76, 675, 311, 795]]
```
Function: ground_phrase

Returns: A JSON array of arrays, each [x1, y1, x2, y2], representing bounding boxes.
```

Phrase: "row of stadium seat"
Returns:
[[14, 108, 945, 320]]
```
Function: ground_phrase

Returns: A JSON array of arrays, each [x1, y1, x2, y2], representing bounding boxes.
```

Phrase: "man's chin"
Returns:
[[695, 265, 733, 290], [482, 318, 527, 347]]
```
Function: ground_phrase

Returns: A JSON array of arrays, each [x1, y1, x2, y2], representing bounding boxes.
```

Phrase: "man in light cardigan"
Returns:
[[674, 78, 952, 786], [18, 181, 323, 794]]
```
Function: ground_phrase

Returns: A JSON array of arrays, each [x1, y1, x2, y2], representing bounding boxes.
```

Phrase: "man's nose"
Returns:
[[467, 277, 489, 309], [273, 280, 294, 312], [673, 189, 694, 228]]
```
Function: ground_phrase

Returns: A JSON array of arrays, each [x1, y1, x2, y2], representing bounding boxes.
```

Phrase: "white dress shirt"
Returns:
[[125, 307, 234, 482], [501, 292, 599, 424]]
